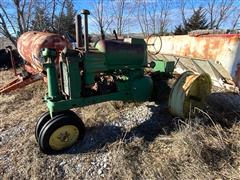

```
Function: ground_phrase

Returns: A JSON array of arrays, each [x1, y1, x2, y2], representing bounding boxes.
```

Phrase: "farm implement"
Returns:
[[1, 10, 212, 154]]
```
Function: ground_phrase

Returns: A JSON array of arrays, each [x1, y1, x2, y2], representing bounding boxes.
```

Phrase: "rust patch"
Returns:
[[17, 31, 71, 72], [147, 35, 239, 61]]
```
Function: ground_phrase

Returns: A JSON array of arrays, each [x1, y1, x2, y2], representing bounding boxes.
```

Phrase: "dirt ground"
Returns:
[[0, 70, 240, 179]]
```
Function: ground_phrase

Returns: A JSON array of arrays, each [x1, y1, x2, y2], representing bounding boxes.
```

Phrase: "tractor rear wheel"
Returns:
[[38, 113, 85, 154], [168, 71, 212, 118]]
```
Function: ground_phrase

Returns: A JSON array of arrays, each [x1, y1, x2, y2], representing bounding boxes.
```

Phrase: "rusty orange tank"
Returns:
[[17, 31, 71, 72], [146, 32, 240, 88]]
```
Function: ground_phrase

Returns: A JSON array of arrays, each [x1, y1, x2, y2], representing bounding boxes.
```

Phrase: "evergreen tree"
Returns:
[[55, 0, 76, 34], [30, 0, 76, 34], [173, 24, 186, 35], [174, 7, 209, 35], [185, 7, 209, 32], [31, 7, 52, 31]]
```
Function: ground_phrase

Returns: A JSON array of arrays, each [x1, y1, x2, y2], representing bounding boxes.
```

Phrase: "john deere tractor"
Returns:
[[23, 10, 211, 154]]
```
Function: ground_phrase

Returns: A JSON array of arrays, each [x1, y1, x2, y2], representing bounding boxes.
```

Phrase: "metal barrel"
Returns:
[[168, 71, 212, 118], [17, 31, 71, 72]]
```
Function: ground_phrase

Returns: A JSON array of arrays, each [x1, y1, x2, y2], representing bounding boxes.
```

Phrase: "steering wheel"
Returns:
[[146, 34, 162, 56]]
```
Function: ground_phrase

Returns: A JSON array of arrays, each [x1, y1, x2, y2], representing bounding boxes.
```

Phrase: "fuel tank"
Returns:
[[17, 31, 71, 72], [95, 38, 147, 66]]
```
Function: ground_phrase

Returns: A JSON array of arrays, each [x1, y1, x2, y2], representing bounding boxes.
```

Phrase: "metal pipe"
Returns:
[[75, 14, 82, 48], [81, 9, 90, 52]]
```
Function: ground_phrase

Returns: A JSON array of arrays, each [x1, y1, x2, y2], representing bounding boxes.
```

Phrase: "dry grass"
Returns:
[[0, 70, 16, 87], [0, 70, 240, 179]]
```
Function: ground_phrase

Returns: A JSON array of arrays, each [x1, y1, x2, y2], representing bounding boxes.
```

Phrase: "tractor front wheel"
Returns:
[[38, 113, 85, 154], [35, 110, 79, 143], [35, 112, 51, 143]]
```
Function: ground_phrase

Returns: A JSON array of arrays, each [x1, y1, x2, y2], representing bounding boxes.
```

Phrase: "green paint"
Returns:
[[42, 48, 60, 101], [152, 60, 175, 73], [42, 38, 174, 115]]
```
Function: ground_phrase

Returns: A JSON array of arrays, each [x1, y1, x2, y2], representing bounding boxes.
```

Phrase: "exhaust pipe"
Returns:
[[75, 14, 83, 48], [81, 9, 90, 52]]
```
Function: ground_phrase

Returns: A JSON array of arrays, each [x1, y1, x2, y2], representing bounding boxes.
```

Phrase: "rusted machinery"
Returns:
[[4, 9, 212, 154], [0, 31, 71, 93], [17, 31, 71, 72], [147, 31, 240, 89]]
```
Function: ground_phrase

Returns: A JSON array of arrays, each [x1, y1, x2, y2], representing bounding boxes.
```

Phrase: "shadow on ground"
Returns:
[[204, 92, 240, 128], [66, 102, 176, 154]]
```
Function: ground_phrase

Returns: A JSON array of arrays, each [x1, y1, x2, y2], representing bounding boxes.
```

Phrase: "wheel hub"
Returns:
[[58, 131, 70, 142], [49, 125, 79, 150]]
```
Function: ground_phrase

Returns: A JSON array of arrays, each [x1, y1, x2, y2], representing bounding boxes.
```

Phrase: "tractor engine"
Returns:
[[59, 37, 151, 98], [58, 37, 152, 101]]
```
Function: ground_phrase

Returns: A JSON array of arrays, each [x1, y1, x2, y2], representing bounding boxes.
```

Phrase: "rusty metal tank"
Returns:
[[17, 31, 71, 72], [146, 33, 240, 88], [148, 34, 240, 75]]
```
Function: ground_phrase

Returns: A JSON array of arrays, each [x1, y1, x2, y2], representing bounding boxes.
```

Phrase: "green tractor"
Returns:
[[33, 10, 211, 154]]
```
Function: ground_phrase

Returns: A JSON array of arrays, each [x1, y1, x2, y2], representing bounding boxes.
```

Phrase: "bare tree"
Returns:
[[136, 0, 149, 36], [91, 0, 113, 39], [31, 0, 70, 33], [179, 0, 187, 26], [232, 12, 240, 30], [230, 4, 240, 30], [148, 0, 158, 34], [0, 0, 74, 46], [136, 0, 172, 36], [31, 0, 51, 31], [110, 0, 135, 36], [56, 0, 67, 32], [0, 0, 35, 46], [205, 0, 235, 29], [178, 0, 205, 26], [51, 0, 57, 31], [158, 0, 172, 34]]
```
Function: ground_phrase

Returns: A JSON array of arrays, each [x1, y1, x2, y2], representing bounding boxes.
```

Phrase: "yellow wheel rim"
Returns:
[[49, 125, 79, 150]]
